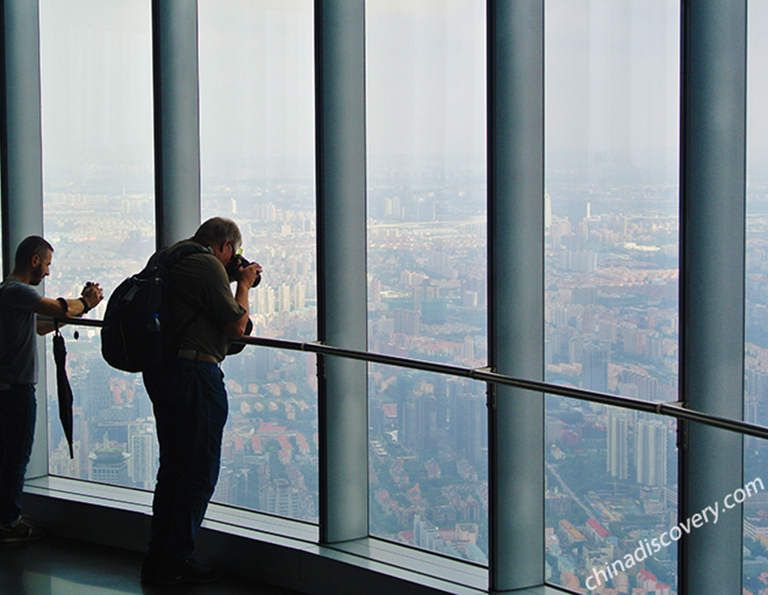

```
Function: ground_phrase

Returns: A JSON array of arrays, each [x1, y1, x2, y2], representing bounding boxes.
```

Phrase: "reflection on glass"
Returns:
[[198, 0, 318, 522], [39, 0, 155, 483], [745, 0, 768, 591], [369, 366, 488, 564], [545, 0, 680, 591]]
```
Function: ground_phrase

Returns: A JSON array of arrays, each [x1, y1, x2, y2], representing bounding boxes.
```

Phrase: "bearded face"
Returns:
[[29, 250, 52, 286], [29, 262, 44, 285]]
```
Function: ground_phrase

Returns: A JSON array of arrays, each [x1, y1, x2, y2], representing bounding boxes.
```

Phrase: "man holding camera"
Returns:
[[140, 217, 261, 586], [0, 236, 103, 543]]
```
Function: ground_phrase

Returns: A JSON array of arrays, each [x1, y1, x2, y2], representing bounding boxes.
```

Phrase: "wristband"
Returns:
[[79, 296, 90, 314]]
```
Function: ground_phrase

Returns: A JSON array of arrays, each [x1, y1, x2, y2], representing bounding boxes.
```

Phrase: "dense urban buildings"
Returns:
[[3, 1, 763, 594]]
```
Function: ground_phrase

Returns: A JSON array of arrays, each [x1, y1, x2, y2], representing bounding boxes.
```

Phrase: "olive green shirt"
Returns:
[[165, 240, 246, 361]]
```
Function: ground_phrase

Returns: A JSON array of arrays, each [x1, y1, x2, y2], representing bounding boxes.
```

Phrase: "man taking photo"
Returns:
[[140, 217, 261, 586], [0, 235, 103, 543]]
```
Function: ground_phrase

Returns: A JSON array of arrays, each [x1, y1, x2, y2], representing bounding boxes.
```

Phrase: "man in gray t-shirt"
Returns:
[[0, 279, 46, 385], [0, 236, 103, 543]]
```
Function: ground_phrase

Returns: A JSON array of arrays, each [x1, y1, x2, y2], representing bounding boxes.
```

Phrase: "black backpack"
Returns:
[[101, 243, 207, 372]]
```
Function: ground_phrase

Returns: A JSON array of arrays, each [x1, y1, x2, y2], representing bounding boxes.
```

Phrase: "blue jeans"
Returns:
[[143, 359, 228, 560], [0, 384, 36, 526]]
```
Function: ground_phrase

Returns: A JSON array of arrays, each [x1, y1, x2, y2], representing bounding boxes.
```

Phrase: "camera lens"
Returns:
[[226, 254, 261, 287]]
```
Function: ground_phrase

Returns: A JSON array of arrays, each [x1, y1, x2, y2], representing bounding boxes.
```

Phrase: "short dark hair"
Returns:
[[195, 217, 242, 251], [14, 236, 53, 269]]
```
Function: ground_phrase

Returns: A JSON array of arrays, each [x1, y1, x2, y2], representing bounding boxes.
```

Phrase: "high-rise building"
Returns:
[[607, 408, 629, 480], [278, 283, 292, 312], [267, 478, 300, 518], [452, 392, 486, 464], [127, 424, 156, 490], [582, 342, 609, 393], [85, 354, 112, 420], [636, 420, 668, 486], [415, 393, 438, 454], [89, 433, 131, 488]]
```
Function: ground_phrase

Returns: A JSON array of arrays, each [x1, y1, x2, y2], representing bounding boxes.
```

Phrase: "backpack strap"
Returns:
[[157, 241, 221, 352], [159, 241, 214, 313], [162, 241, 212, 269], [162, 241, 253, 355]]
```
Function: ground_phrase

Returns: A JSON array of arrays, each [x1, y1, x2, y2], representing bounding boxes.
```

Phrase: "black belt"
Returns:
[[177, 349, 220, 364]]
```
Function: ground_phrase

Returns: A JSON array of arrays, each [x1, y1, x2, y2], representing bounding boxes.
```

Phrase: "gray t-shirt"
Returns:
[[0, 278, 42, 384]]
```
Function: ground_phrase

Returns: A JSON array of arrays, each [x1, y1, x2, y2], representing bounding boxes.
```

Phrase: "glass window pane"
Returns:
[[199, 0, 316, 342], [746, 0, 768, 589], [213, 348, 318, 522], [743, 437, 768, 594], [746, 1, 768, 432], [369, 366, 488, 564], [46, 331, 157, 488], [366, 0, 487, 368], [546, 0, 680, 591], [545, 0, 680, 402], [198, 0, 317, 522], [366, 0, 488, 564], [39, 0, 155, 483], [545, 398, 678, 592]]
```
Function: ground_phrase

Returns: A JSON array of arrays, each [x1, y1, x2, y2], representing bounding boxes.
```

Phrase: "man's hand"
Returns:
[[226, 262, 261, 340], [233, 262, 262, 289], [35, 281, 105, 335], [81, 282, 104, 310]]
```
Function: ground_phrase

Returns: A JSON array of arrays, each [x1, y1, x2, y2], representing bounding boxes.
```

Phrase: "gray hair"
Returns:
[[195, 217, 242, 251]]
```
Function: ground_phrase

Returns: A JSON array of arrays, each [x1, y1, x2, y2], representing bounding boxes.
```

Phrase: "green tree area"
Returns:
[[545, 506, 589, 529], [370, 497, 403, 537], [423, 486, 450, 507], [555, 451, 613, 495], [608, 521, 627, 539]]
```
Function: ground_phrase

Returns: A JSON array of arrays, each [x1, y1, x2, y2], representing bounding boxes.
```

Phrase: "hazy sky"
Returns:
[[366, 0, 486, 165], [198, 0, 314, 174], [35, 0, 768, 185], [40, 0, 153, 165], [545, 0, 680, 182]]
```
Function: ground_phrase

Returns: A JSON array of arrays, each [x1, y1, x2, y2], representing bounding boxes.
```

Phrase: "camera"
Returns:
[[226, 253, 261, 287]]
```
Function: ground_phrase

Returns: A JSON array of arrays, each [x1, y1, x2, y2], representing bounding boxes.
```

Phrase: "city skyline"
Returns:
[[25, 1, 768, 593], [35, 158, 768, 593]]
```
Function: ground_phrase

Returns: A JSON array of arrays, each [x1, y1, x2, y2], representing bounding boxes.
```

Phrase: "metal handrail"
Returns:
[[56, 316, 768, 442]]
